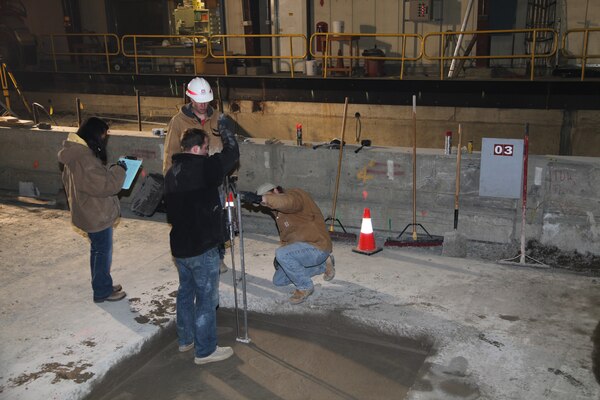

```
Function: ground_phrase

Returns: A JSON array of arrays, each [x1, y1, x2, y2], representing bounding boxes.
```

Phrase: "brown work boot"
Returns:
[[323, 254, 335, 281], [289, 288, 314, 305], [219, 260, 228, 274], [94, 290, 126, 303]]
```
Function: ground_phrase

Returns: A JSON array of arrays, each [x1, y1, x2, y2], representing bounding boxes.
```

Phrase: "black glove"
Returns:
[[216, 114, 235, 147], [116, 160, 127, 171], [239, 191, 262, 205], [217, 113, 231, 133]]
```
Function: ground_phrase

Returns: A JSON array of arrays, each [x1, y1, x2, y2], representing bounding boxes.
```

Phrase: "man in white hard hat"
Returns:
[[163, 77, 229, 273], [239, 183, 335, 305], [163, 77, 216, 174]]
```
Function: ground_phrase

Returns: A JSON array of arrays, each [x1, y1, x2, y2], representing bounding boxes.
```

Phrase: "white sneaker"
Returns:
[[194, 346, 233, 365], [178, 342, 194, 352]]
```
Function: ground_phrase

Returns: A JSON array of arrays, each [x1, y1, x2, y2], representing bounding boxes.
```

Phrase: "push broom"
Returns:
[[325, 97, 357, 242], [385, 95, 443, 247]]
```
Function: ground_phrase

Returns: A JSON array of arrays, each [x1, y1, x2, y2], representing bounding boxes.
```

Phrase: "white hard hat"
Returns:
[[256, 182, 276, 196], [186, 77, 213, 103]]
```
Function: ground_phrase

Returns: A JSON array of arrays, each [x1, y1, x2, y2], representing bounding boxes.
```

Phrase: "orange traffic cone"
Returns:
[[352, 208, 382, 255]]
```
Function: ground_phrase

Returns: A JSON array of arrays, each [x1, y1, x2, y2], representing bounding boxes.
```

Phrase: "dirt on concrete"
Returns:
[[526, 239, 600, 275], [86, 309, 431, 400]]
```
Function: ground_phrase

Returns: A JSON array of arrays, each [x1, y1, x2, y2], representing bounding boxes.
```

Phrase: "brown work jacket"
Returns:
[[162, 104, 217, 174], [263, 188, 332, 253]]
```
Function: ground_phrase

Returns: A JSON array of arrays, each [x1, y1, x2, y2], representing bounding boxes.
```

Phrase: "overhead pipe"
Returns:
[[448, 0, 475, 78], [75, 98, 81, 126], [270, 0, 280, 73]]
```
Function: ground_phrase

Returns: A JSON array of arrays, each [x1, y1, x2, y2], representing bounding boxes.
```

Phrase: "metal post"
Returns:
[[448, 0, 475, 78], [32, 103, 38, 124], [76, 98, 82, 127], [224, 183, 241, 339], [235, 193, 250, 343], [412, 95, 417, 240], [104, 35, 111, 73], [135, 89, 142, 131], [520, 123, 530, 264]]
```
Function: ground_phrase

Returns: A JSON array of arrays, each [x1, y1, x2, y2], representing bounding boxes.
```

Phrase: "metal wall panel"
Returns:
[[479, 137, 524, 198]]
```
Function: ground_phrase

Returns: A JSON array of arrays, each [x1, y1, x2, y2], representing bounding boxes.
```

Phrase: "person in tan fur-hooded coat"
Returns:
[[58, 117, 127, 303]]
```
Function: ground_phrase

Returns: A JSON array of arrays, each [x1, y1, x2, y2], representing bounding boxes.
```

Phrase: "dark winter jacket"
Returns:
[[164, 119, 239, 258], [58, 132, 126, 233]]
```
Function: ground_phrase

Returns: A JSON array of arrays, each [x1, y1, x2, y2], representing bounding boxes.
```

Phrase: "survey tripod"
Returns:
[[223, 176, 251, 343]]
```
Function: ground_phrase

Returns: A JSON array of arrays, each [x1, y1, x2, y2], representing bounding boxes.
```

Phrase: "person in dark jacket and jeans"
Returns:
[[57, 117, 127, 303], [164, 115, 239, 365], [163, 77, 229, 274]]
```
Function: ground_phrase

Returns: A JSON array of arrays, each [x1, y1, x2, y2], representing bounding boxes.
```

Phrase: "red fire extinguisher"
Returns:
[[316, 21, 328, 52]]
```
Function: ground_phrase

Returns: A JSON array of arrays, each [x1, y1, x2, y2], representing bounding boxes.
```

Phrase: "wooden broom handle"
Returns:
[[330, 97, 349, 231]]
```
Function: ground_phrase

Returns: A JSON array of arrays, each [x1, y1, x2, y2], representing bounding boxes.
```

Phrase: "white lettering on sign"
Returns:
[[493, 144, 514, 156]]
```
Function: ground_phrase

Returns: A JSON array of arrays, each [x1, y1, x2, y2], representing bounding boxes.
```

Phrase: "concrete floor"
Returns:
[[0, 197, 599, 400], [88, 310, 428, 400]]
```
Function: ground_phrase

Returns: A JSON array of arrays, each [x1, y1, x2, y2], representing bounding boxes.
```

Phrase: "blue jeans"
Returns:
[[88, 227, 114, 300], [175, 247, 220, 358], [273, 242, 329, 291]]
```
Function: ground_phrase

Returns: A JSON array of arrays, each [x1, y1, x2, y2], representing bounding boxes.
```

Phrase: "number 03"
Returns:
[[493, 144, 514, 156]]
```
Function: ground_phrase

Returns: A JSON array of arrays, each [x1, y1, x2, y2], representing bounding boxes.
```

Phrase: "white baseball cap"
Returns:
[[256, 182, 276, 196]]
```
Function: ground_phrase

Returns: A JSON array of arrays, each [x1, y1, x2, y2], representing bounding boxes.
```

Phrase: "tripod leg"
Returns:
[[236, 194, 251, 343], [225, 190, 240, 339]]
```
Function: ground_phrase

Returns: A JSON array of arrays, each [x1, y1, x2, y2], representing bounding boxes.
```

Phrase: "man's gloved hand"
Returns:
[[239, 191, 262, 205], [217, 113, 233, 134], [217, 113, 237, 147], [116, 160, 127, 171]]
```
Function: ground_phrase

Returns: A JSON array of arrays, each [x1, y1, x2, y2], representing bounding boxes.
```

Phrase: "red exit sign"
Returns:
[[493, 144, 514, 156]]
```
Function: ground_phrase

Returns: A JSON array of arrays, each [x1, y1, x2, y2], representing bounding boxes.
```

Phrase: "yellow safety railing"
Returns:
[[40, 33, 120, 73], [309, 32, 422, 79], [36, 29, 600, 81], [562, 28, 600, 81], [121, 34, 209, 75], [209, 34, 307, 77], [423, 28, 558, 80]]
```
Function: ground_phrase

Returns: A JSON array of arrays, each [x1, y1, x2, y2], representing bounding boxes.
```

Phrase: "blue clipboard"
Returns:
[[119, 157, 143, 190]]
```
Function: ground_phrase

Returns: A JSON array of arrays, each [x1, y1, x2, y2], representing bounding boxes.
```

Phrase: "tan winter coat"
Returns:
[[58, 133, 126, 233], [162, 105, 217, 174], [262, 188, 332, 253]]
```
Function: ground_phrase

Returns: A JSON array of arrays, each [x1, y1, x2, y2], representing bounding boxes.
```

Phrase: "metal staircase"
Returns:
[[525, 0, 557, 75]]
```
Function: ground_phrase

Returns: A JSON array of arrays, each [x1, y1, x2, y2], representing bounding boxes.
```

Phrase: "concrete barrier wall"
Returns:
[[1, 125, 599, 255], [26, 92, 600, 157]]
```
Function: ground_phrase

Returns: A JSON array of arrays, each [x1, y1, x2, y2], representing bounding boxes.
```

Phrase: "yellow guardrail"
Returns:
[[38, 29, 600, 81], [423, 28, 558, 80], [309, 32, 422, 79], [40, 33, 120, 73], [121, 34, 209, 75], [562, 28, 600, 81], [209, 34, 307, 77]]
